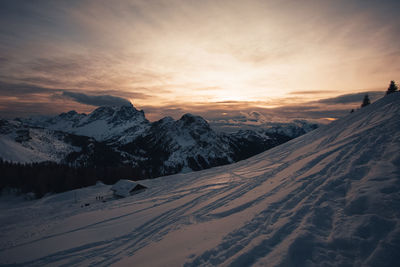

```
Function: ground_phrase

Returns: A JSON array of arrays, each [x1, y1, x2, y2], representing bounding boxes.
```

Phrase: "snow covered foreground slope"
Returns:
[[1, 93, 399, 266]]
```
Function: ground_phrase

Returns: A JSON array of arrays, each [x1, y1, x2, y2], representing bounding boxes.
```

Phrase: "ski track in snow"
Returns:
[[1, 94, 400, 266]]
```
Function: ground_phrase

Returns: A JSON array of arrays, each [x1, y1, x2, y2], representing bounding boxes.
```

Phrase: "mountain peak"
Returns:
[[58, 110, 83, 120], [157, 116, 175, 124], [179, 113, 209, 127], [87, 104, 143, 123]]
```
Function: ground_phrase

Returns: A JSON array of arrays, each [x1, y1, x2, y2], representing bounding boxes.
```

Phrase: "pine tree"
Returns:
[[361, 94, 370, 108], [386, 80, 398, 95]]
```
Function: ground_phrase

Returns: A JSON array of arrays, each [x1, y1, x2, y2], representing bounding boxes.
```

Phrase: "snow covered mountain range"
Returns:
[[0, 92, 399, 266], [21, 104, 149, 143], [0, 105, 317, 178]]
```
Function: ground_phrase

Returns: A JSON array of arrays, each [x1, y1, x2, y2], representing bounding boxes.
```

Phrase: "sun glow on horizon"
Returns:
[[0, 0, 399, 120]]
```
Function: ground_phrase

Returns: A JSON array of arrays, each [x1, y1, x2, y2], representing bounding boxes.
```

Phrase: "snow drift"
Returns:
[[0, 93, 399, 266]]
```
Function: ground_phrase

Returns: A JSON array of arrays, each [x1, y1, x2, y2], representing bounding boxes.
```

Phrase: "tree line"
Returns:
[[0, 159, 142, 198]]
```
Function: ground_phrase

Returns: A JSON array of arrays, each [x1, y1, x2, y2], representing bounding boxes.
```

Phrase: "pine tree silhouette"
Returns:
[[386, 80, 398, 95], [361, 94, 370, 108]]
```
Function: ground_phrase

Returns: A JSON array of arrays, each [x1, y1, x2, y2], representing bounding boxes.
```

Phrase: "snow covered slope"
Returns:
[[1, 93, 399, 266], [0, 120, 82, 163]]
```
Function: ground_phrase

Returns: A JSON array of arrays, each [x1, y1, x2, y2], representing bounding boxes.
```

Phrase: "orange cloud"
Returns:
[[0, 0, 398, 121]]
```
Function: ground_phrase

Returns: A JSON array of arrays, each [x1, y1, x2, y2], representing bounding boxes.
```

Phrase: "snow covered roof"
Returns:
[[111, 179, 146, 197]]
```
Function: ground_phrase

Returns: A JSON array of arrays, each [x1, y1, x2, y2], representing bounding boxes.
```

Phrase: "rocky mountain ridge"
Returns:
[[1, 105, 318, 178]]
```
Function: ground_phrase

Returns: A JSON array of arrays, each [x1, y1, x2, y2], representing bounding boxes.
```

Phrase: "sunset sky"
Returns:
[[0, 0, 399, 122]]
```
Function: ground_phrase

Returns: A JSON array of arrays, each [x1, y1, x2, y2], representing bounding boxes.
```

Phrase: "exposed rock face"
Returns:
[[2, 105, 318, 178]]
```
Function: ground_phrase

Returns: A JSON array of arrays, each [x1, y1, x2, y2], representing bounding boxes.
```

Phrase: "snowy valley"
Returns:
[[0, 105, 317, 182], [0, 93, 399, 266]]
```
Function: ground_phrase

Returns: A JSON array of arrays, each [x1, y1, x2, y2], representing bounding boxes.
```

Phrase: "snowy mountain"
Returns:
[[0, 119, 123, 166], [22, 104, 150, 143], [120, 114, 235, 176], [22, 105, 317, 143], [117, 113, 302, 177], [2, 106, 316, 178], [0, 119, 82, 163], [209, 111, 319, 136], [262, 120, 319, 137], [1, 93, 399, 266]]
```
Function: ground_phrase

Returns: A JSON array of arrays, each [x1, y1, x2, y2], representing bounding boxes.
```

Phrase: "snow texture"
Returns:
[[0, 120, 81, 163], [0, 93, 399, 266]]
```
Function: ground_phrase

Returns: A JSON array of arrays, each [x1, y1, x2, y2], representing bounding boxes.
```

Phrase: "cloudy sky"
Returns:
[[0, 0, 399, 122]]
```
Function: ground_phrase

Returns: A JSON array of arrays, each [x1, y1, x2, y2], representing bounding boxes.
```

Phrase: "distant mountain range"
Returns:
[[0, 104, 318, 179]]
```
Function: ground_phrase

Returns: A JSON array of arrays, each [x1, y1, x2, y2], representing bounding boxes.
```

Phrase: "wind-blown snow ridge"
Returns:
[[0, 93, 399, 266]]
